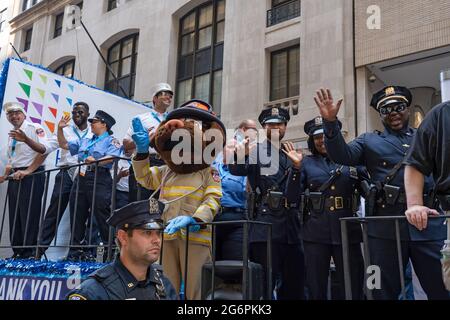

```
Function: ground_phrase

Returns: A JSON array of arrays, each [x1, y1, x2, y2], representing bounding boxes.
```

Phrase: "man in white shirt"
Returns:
[[37, 102, 93, 259], [123, 83, 173, 202], [114, 149, 131, 210], [0, 101, 53, 259]]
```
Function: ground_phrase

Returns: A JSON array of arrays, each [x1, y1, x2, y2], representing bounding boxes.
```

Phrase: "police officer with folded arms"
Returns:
[[285, 116, 365, 300], [0, 102, 53, 259], [315, 87, 449, 300], [229, 107, 305, 300], [57, 110, 121, 260], [66, 199, 178, 300]]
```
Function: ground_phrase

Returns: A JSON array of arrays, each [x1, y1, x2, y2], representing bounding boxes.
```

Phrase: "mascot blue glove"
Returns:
[[165, 216, 201, 235], [131, 117, 150, 154]]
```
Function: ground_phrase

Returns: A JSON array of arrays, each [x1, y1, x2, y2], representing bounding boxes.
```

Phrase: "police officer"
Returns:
[[0, 102, 53, 258], [212, 120, 257, 261], [37, 102, 92, 259], [229, 107, 305, 300], [57, 110, 121, 260], [123, 83, 173, 202], [285, 116, 365, 300], [66, 199, 178, 300], [315, 87, 449, 299]]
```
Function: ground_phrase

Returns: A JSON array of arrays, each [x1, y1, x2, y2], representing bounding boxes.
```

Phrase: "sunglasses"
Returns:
[[158, 91, 173, 98], [379, 103, 408, 116]]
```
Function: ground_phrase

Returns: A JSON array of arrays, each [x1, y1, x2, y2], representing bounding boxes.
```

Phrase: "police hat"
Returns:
[[88, 110, 116, 134], [107, 199, 165, 230], [304, 116, 342, 136], [166, 99, 226, 136], [3, 101, 26, 114], [258, 107, 290, 126], [370, 86, 412, 112]]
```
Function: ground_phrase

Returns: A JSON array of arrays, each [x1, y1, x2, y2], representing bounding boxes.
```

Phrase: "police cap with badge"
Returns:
[[88, 110, 117, 135], [107, 199, 165, 231], [370, 86, 412, 115], [304, 116, 342, 153], [258, 106, 290, 125]]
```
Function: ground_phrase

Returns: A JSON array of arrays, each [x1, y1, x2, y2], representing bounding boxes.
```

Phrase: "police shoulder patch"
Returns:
[[111, 138, 121, 148], [68, 293, 87, 300], [211, 168, 220, 183], [36, 128, 45, 138]]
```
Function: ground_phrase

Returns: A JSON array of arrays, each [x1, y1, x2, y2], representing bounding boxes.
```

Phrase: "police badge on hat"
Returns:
[[149, 198, 161, 214], [314, 117, 323, 126], [272, 108, 279, 117]]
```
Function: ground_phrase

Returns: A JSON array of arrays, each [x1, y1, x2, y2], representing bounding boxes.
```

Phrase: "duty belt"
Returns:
[[323, 196, 352, 212]]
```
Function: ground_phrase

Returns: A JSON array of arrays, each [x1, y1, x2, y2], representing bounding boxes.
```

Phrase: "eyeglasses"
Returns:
[[158, 91, 173, 98], [379, 103, 408, 116]]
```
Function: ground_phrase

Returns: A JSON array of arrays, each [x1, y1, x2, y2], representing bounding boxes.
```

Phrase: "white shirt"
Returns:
[[46, 125, 93, 166], [115, 158, 131, 192], [7, 120, 51, 168], [123, 107, 167, 154]]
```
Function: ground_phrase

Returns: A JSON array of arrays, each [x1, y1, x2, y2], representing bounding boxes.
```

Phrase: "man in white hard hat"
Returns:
[[0, 101, 53, 259], [123, 83, 173, 202]]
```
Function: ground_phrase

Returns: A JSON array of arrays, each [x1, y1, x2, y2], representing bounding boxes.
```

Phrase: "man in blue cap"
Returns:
[[315, 87, 448, 300], [66, 199, 178, 300], [228, 106, 305, 300], [57, 110, 122, 260]]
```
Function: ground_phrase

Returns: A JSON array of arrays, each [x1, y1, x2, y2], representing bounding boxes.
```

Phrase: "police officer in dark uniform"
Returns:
[[66, 199, 178, 300], [315, 87, 449, 300], [229, 107, 305, 300], [284, 116, 365, 300], [57, 110, 121, 260]]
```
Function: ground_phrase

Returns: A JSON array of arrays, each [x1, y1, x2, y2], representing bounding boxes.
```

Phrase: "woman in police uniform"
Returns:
[[286, 117, 365, 300]]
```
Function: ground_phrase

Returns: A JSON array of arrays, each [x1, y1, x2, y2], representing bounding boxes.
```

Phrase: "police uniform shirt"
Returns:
[[68, 134, 122, 169], [67, 258, 178, 300], [213, 153, 247, 209], [404, 102, 450, 194], [123, 108, 168, 154], [46, 126, 93, 166], [7, 119, 51, 168]]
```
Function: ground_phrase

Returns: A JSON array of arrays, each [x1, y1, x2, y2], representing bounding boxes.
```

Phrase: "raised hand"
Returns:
[[282, 141, 303, 169], [58, 115, 71, 129], [9, 129, 28, 142], [314, 88, 343, 122], [131, 117, 150, 153]]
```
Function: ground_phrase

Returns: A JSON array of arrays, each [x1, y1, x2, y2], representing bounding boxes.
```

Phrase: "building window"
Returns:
[[107, 0, 117, 11], [23, 27, 33, 52], [54, 59, 75, 78], [104, 33, 139, 98], [267, 0, 301, 27], [53, 13, 64, 38], [22, 0, 41, 12], [176, 0, 225, 114], [0, 9, 6, 33], [270, 45, 299, 101]]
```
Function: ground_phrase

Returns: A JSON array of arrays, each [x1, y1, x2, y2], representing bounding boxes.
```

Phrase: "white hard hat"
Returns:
[[3, 101, 25, 114], [151, 83, 173, 99]]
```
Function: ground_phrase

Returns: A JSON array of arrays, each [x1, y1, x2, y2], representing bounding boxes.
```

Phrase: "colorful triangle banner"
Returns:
[[66, 98, 73, 107], [37, 88, 46, 100], [24, 69, 33, 81], [32, 102, 44, 116], [52, 93, 59, 103], [30, 117, 41, 124], [39, 74, 48, 84], [44, 121, 55, 133], [55, 80, 61, 88], [48, 107, 57, 118], [16, 98, 29, 113], [19, 83, 31, 97], [68, 84, 74, 92]]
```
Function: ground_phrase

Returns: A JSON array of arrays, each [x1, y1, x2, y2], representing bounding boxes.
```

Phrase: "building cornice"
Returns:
[[9, 0, 71, 32]]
